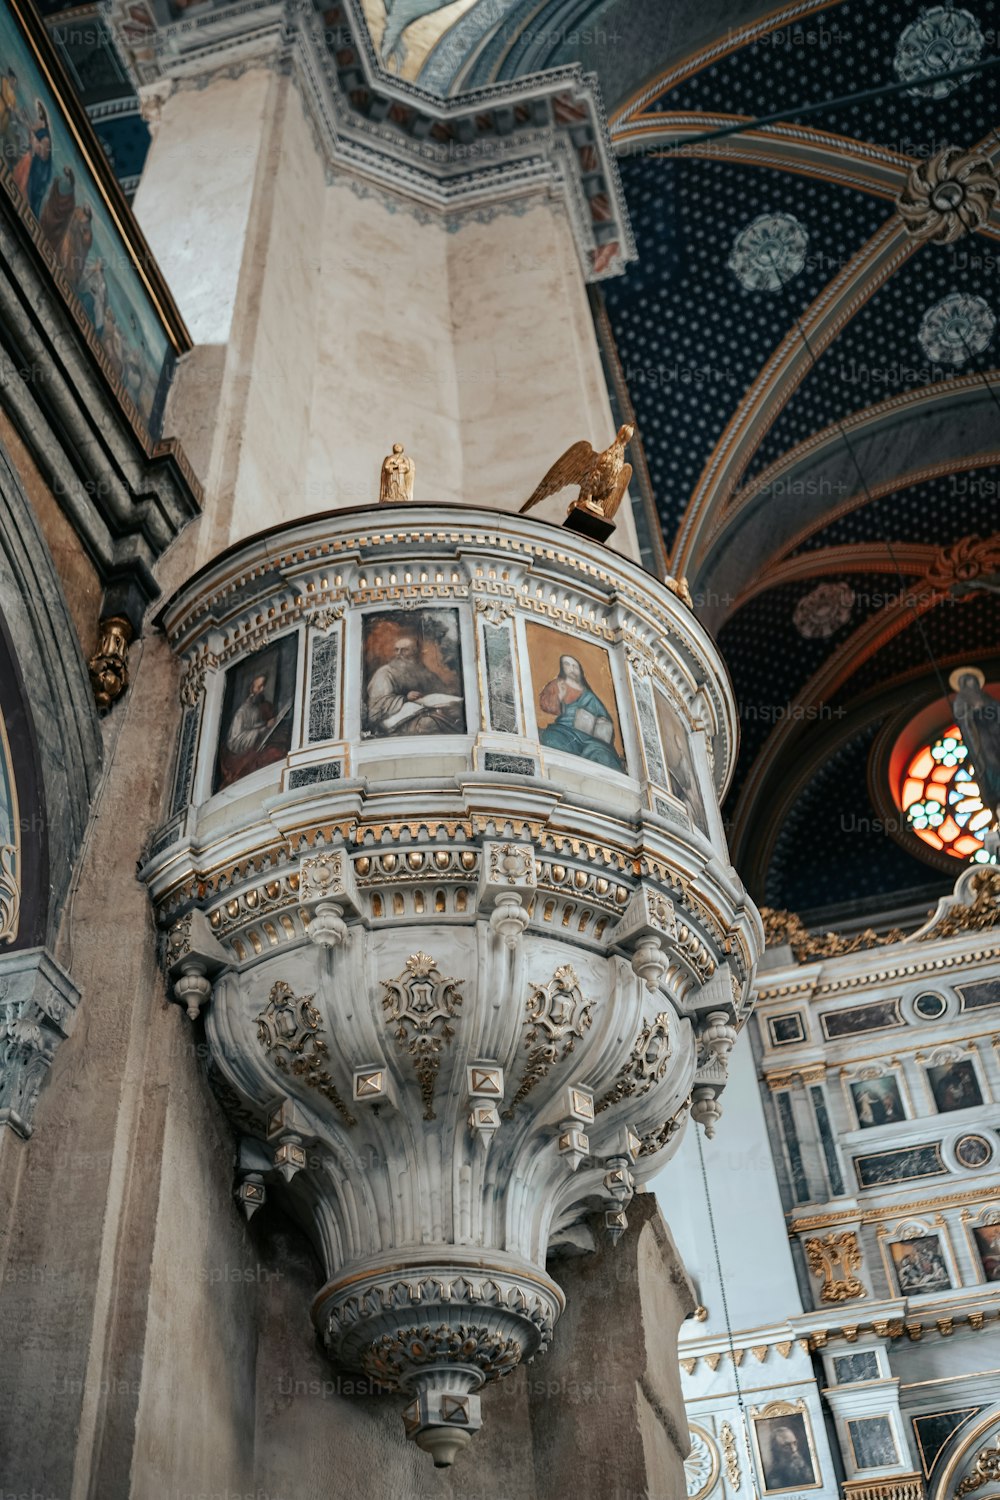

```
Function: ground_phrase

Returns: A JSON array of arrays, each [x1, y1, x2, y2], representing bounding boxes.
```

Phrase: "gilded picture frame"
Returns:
[[749, 1399, 821, 1495]]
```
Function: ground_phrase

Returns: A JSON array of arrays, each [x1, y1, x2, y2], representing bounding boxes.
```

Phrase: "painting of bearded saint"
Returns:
[[215, 636, 297, 792], [362, 609, 466, 738], [753, 1410, 819, 1494], [527, 624, 625, 772]]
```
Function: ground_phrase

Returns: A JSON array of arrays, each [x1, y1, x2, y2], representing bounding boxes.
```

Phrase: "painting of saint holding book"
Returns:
[[362, 609, 466, 738], [526, 622, 625, 772]]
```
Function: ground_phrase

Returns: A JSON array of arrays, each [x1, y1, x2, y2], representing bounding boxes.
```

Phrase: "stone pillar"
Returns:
[[531, 1193, 695, 1500]]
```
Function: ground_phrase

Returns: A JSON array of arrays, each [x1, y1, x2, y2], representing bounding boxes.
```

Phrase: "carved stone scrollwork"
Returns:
[[596, 1012, 672, 1114], [0, 843, 19, 946], [0, 952, 79, 1138], [804, 1230, 865, 1304], [256, 980, 356, 1127], [382, 953, 464, 1121], [505, 964, 594, 1116]]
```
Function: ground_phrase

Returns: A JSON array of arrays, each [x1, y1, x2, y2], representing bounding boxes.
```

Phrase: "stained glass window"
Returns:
[[899, 724, 994, 862]]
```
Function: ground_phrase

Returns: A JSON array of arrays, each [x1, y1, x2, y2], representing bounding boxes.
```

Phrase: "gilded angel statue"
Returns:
[[520, 424, 634, 527]]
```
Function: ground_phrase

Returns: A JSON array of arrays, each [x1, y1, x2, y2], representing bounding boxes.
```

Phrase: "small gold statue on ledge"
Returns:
[[520, 423, 634, 541], [379, 442, 415, 503]]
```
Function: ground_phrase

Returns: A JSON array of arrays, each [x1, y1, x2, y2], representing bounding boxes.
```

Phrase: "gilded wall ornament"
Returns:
[[255, 980, 356, 1126], [721, 1421, 742, 1491], [382, 952, 464, 1120], [918, 292, 996, 366], [919, 868, 1000, 940], [956, 1444, 1000, 1497], [504, 964, 594, 1115], [896, 146, 1000, 244], [88, 614, 134, 712], [727, 212, 808, 292], [759, 906, 905, 962], [804, 1230, 866, 1304]]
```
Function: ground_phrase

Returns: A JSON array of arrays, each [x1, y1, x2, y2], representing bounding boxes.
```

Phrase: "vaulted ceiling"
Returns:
[[44, 0, 1000, 919]]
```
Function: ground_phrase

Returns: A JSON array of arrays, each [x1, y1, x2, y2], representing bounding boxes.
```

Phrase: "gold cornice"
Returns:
[[790, 1185, 1000, 1232], [757, 941, 1000, 1000]]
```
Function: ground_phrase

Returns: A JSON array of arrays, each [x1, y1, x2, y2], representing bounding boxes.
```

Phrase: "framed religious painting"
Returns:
[[653, 688, 708, 831], [927, 1056, 984, 1113], [214, 634, 298, 793], [749, 1400, 821, 1494], [846, 1069, 908, 1130], [524, 622, 626, 774], [970, 1219, 1000, 1282], [360, 609, 466, 739], [887, 1232, 953, 1296]]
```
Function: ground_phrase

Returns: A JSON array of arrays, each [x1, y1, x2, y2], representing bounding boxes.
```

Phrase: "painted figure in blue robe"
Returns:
[[537, 655, 624, 771], [13, 102, 52, 220]]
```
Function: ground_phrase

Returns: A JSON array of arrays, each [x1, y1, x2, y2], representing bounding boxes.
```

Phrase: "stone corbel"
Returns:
[[477, 841, 536, 949], [165, 909, 228, 1020], [613, 885, 677, 992], [0, 948, 80, 1138], [298, 849, 361, 949]]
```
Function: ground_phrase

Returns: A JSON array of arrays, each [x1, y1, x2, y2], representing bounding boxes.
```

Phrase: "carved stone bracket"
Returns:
[[298, 849, 361, 949], [0, 948, 79, 1138], [478, 841, 536, 950], [382, 953, 464, 1121], [164, 909, 228, 1020], [614, 886, 678, 995]]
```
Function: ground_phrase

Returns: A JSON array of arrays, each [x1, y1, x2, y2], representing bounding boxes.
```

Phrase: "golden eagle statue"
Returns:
[[520, 424, 634, 523]]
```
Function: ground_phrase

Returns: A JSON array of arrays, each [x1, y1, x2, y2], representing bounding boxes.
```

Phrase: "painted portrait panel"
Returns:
[[849, 1075, 906, 1129], [973, 1224, 1000, 1282], [928, 1058, 983, 1113], [848, 1415, 899, 1470], [753, 1410, 819, 1494], [361, 609, 466, 739], [0, 3, 174, 435], [889, 1234, 952, 1296], [526, 623, 625, 773], [214, 635, 298, 793], [653, 689, 707, 830]]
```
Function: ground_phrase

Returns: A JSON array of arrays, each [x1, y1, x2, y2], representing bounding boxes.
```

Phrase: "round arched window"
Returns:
[[899, 722, 994, 861]]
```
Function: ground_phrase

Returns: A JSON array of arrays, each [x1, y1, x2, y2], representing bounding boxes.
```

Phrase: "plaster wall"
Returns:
[[134, 68, 643, 564], [304, 175, 462, 512], [654, 1030, 802, 1336]]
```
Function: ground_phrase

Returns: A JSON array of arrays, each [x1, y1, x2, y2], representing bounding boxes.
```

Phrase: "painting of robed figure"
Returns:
[[526, 623, 625, 772], [214, 636, 297, 792], [361, 609, 466, 738]]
